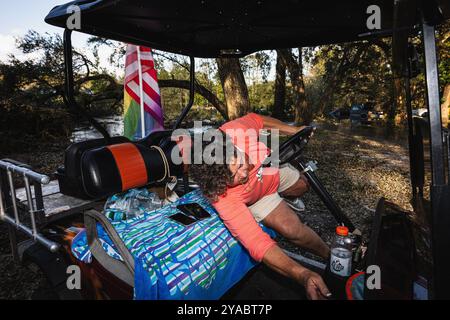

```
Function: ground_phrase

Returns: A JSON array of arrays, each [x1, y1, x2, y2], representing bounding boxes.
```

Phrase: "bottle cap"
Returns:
[[336, 226, 349, 236]]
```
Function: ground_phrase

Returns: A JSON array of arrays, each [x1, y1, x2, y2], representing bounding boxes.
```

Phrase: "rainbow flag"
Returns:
[[124, 45, 164, 140]]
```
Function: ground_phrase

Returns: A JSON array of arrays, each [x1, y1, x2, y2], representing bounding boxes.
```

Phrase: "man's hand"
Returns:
[[262, 246, 331, 300], [299, 269, 331, 300]]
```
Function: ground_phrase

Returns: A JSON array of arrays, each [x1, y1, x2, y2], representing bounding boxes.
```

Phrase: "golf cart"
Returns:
[[1, 0, 449, 300]]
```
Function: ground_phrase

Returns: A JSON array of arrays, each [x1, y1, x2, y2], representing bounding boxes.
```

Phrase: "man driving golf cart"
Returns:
[[188, 113, 331, 300]]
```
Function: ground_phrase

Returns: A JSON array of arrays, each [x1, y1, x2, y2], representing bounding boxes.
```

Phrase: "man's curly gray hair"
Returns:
[[188, 129, 239, 202]]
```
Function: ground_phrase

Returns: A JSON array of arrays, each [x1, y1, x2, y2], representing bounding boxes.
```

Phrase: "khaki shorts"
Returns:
[[248, 164, 300, 222]]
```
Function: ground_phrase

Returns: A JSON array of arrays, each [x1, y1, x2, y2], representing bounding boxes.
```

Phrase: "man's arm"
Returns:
[[213, 195, 330, 300], [258, 114, 305, 135]]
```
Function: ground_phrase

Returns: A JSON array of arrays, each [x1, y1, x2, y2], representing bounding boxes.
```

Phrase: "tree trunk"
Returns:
[[390, 9, 414, 134], [278, 49, 310, 125], [273, 51, 286, 120], [216, 57, 250, 119], [295, 48, 310, 124]]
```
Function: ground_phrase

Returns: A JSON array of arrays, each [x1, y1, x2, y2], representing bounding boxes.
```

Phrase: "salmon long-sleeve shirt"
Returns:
[[213, 113, 279, 262]]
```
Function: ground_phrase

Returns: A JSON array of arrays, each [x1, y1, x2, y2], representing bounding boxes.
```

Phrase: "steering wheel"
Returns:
[[278, 126, 316, 165]]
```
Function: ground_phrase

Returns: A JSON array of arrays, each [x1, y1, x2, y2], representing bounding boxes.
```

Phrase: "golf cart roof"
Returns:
[[45, 0, 450, 58]]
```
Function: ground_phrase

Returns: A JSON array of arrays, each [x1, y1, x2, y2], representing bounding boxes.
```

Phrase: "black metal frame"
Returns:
[[173, 56, 196, 129], [0, 160, 60, 260], [389, 1, 450, 298], [421, 21, 450, 300], [294, 159, 356, 232]]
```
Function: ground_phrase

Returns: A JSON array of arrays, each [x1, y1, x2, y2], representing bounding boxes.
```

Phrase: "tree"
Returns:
[[312, 43, 373, 114], [307, 19, 450, 129], [278, 49, 310, 124], [0, 30, 122, 116], [273, 52, 287, 120], [241, 51, 272, 112], [216, 57, 251, 119], [436, 21, 450, 127]]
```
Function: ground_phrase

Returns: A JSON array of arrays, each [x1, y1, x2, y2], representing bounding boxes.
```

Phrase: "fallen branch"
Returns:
[[158, 79, 228, 120]]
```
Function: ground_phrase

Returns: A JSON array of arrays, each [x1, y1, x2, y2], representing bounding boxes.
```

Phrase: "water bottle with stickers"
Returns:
[[329, 226, 353, 277]]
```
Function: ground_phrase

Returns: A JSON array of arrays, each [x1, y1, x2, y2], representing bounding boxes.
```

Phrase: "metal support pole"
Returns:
[[137, 47, 146, 139], [173, 56, 196, 129], [404, 75, 418, 200], [294, 160, 356, 232], [0, 160, 50, 184], [0, 161, 58, 255], [2, 215, 59, 253], [6, 170, 20, 225], [422, 21, 449, 300], [33, 182, 45, 225], [447, 132, 450, 182], [422, 23, 445, 186], [1, 169, 19, 261], [283, 250, 326, 271], [24, 175, 37, 239]]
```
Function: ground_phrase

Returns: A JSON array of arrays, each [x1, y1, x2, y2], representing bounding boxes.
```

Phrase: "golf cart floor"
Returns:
[[222, 264, 307, 300]]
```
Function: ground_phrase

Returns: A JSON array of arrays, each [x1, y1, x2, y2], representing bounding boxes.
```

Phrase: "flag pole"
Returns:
[[137, 46, 146, 139]]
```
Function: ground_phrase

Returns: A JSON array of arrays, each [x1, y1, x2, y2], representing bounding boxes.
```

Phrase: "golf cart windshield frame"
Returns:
[[419, 22, 450, 300]]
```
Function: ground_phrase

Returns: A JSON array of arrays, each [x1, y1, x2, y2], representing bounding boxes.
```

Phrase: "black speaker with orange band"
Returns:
[[81, 141, 183, 198]]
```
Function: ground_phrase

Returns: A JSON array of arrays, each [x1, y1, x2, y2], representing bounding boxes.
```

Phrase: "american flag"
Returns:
[[123, 45, 163, 140]]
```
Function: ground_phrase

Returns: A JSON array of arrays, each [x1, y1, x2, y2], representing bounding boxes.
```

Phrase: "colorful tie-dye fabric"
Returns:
[[71, 189, 275, 299]]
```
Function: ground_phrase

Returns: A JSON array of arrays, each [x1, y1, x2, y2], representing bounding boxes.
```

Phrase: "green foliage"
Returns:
[[407, 21, 450, 109], [306, 20, 450, 124], [248, 81, 274, 113], [0, 31, 122, 115], [241, 51, 272, 82], [158, 64, 193, 121], [2, 21, 448, 139], [437, 22, 450, 91], [309, 41, 393, 115], [0, 31, 65, 109]]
